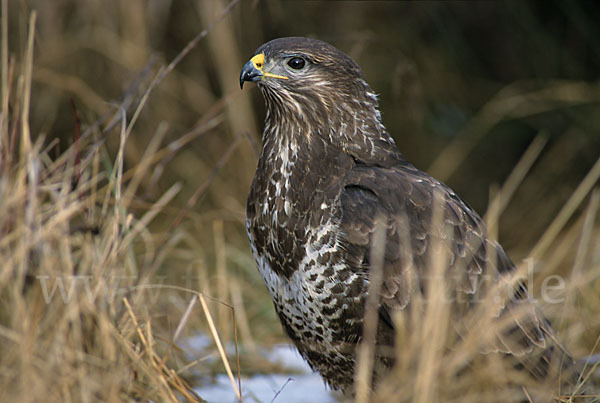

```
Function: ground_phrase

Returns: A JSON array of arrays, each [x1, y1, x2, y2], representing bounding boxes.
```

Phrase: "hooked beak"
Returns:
[[240, 53, 289, 89], [240, 59, 262, 89]]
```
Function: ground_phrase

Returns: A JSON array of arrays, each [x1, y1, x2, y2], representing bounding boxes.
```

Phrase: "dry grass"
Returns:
[[1, 1, 599, 402], [0, 2, 243, 401]]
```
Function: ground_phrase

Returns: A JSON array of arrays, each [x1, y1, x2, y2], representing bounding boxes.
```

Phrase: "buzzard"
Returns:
[[240, 37, 579, 398]]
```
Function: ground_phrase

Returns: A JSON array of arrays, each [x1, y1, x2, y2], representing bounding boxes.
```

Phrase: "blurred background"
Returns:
[[5, 0, 600, 398]]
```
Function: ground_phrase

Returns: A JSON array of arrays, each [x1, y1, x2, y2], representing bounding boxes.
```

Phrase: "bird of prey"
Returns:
[[240, 37, 580, 399]]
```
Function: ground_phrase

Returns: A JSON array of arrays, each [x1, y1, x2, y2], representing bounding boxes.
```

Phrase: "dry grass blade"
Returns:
[[531, 156, 600, 259], [19, 11, 35, 159], [122, 121, 169, 205], [571, 189, 599, 279], [120, 182, 182, 253], [485, 133, 548, 230], [1, 0, 8, 152], [413, 190, 451, 403], [198, 293, 242, 402], [355, 217, 386, 403], [230, 277, 257, 354], [173, 296, 197, 343]]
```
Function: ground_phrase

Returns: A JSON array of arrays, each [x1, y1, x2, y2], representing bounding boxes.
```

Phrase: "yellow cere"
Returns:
[[251, 53, 289, 80]]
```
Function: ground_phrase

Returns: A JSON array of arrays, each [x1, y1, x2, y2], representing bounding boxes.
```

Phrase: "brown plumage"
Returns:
[[240, 37, 580, 398]]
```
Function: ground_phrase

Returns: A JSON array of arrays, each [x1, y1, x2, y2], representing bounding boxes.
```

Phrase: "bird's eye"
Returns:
[[287, 57, 306, 69]]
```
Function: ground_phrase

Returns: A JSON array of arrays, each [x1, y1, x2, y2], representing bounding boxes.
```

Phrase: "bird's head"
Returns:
[[240, 37, 376, 121], [240, 37, 364, 89]]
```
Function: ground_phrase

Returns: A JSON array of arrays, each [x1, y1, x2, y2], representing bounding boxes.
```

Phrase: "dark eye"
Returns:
[[287, 57, 306, 69]]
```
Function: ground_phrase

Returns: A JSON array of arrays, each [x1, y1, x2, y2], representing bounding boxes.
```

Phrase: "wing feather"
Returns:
[[337, 162, 573, 379]]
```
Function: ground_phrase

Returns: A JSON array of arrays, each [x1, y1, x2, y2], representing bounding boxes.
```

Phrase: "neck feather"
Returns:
[[260, 79, 402, 168]]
